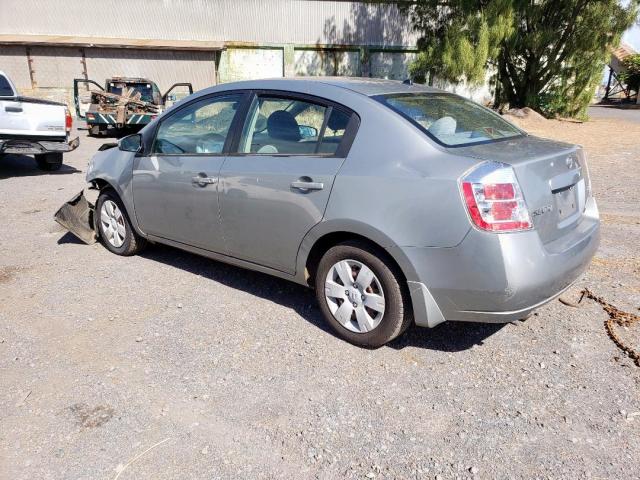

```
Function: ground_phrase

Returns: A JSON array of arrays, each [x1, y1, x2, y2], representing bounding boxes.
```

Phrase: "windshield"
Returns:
[[108, 82, 154, 103], [376, 93, 522, 147]]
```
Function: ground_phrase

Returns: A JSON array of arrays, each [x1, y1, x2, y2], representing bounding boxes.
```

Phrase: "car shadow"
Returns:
[[138, 243, 506, 352], [388, 321, 506, 352], [0, 154, 81, 179]]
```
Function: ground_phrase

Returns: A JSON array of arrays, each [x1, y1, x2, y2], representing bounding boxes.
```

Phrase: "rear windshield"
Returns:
[[376, 93, 522, 147], [0, 75, 14, 96], [108, 82, 154, 103]]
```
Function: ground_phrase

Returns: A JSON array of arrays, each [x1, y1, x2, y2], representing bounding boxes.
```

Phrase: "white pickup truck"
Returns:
[[0, 70, 79, 170]]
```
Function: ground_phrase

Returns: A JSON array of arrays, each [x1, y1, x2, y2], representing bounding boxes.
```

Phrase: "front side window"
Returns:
[[376, 93, 522, 147], [238, 95, 351, 155], [0, 75, 14, 97], [152, 94, 242, 155]]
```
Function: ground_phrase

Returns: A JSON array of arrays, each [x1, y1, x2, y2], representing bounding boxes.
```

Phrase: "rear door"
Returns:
[[132, 92, 247, 252], [219, 92, 358, 274]]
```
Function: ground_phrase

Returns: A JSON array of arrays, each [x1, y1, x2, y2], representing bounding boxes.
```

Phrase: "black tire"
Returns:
[[315, 241, 413, 347], [89, 125, 103, 137], [95, 189, 146, 256], [34, 152, 62, 171]]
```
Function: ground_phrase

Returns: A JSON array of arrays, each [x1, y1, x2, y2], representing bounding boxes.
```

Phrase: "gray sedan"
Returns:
[[81, 78, 600, 347]]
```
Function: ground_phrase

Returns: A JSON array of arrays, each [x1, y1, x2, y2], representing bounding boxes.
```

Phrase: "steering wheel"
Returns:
[[196, 133, 226, 153]]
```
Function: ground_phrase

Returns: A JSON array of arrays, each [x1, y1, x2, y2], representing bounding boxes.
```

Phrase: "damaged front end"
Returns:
[[54, 190, 97, 244]]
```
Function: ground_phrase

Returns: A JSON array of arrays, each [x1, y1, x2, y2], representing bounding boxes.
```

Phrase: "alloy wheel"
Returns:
[[100, 200, 126, 248], [324, 259, 386, 333]]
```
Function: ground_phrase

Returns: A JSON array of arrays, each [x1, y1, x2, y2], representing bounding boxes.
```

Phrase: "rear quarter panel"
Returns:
[[323, 97, 478, 249]]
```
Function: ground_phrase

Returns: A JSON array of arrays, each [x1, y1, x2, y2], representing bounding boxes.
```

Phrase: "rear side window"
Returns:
[[0, 75, 14, 97], [376, 93, 522, 147], [238, 95, 352, 156], [152, 94, 242, 155]]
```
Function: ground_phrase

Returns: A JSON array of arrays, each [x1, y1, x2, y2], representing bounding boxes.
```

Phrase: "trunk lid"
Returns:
[[453, 135, 589, 244], [0, 96, 67, 139]]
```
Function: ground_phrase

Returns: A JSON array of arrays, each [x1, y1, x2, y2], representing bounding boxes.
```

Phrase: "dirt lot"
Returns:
[[1, 109, 639, 480]]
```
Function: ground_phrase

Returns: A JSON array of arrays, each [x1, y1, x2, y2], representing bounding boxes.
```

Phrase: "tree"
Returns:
[[405, 0, 639, 118], [619, 53, 640, 93], [405, 0, 514, 85], [498, 0, 638, 118]]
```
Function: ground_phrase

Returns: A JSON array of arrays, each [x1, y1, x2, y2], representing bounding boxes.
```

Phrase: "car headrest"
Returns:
[[267, 110, 301, 141], [429, 116, 457, 136]]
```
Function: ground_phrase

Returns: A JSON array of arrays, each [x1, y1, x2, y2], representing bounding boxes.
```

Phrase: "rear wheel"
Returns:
[[34, 152, 62, 171], [96, 190, 146, 256], [315, 241, 412, 347], [89, 125, 104, 137]]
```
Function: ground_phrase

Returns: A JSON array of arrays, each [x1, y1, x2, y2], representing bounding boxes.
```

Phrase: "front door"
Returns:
[[73, 79, 104, 119], [219, 93, 356, 274], [132, 93, 245, 252]]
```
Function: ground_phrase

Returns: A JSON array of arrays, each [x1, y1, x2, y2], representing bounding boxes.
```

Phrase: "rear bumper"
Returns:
[[393, 197, 600, 327], [86, 113, 153, 127], [0, 136, 79, 155]]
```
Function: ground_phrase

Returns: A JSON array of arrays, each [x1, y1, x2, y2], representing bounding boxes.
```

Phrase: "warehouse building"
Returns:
[[0, 0, 489, 108]]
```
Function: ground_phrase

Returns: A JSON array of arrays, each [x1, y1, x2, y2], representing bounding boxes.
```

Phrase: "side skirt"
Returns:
[[145, 234, 307, 287]]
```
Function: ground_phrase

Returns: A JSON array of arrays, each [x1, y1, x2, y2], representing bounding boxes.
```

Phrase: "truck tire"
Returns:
[[89, 125, 102, 137], [35, 153, 63, 171]]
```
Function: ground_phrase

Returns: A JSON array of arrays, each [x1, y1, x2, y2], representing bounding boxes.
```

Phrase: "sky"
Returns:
[[623, 24, 640, 50]]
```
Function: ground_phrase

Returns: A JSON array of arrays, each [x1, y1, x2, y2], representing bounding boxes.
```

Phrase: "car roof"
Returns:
[[201, 77, 444, 98]]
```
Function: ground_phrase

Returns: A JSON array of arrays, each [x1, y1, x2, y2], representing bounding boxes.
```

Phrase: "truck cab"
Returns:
[[74, 77, 193, 136], [0, 71, 78, 170]]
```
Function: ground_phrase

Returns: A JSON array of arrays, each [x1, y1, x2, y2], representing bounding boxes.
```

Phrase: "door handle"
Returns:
[[291, 180, 324, 192], [5, 106, 22, 113], [192, 175, 217, 187]]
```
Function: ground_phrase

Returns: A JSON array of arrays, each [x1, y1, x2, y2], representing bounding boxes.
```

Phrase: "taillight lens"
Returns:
[[460, 162, 532, 232], [65, 107, 73, 132]]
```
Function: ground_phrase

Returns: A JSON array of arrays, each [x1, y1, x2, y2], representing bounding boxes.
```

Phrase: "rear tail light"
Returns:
[[65, 107, 73, 132], [460, 162, 532, 232]]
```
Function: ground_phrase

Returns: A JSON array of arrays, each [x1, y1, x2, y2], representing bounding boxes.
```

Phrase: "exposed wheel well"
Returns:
[[90, 178, 113, 191], [304, 232, 408, 289]]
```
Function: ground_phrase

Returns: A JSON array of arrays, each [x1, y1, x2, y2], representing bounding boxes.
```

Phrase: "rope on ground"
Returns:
[[560, 288, 640, 367]]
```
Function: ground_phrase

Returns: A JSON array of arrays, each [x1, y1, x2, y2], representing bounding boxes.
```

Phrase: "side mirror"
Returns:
[[119, 134, 142, 153]]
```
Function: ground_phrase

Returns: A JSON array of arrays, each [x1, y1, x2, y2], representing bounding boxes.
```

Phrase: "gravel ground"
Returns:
[[1, 114, 639, 480]]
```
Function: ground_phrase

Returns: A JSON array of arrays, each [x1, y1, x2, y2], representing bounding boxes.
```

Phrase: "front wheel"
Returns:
[[315, 241, 412, 347], [95, 190, 146, 256]]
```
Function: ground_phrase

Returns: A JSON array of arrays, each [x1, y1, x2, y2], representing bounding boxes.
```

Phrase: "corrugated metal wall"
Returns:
[[1, 0, 418, 47], [30, 47, 85, 88], [0, 46, 31, 89], [85, 49, 216, 92], [0, 1, 497, 104]]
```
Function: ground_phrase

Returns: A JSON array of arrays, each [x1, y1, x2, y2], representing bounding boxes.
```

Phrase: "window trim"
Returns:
[[146, 90, 252, 157], [373, 92, 526, 149], [227, 89, 360, 159]]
